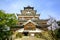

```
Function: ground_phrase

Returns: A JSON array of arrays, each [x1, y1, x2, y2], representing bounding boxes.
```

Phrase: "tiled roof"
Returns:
[[17, 14, 40, 16]]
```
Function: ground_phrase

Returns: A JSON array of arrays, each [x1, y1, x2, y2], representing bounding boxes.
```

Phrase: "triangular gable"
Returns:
[[23, 20, 38, 25]]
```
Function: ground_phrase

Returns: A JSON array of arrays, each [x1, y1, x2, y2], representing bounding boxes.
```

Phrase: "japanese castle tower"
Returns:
[[12, 6, 49, 36]]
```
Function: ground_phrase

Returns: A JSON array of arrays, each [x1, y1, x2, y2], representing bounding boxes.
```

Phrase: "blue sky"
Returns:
[[0, 0, 60, 20]]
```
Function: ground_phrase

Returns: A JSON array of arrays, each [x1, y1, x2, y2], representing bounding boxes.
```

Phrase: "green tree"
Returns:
[[53, 29, 60, 40], [52, 21, 60, 40], [0, 10, 18, 40], [57, 21, 60, 26]]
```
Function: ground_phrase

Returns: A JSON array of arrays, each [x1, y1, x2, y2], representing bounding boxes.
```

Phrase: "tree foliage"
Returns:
[[0, 10, 18, 40], [57, 21, 60, 26], [54, 28, 60, 40]]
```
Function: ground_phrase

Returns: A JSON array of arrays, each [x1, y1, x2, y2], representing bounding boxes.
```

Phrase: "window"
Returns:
[[20, 23, 22, 25]]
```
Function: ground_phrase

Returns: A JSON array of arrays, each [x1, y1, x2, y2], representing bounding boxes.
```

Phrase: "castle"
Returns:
[[11, 6, 49, 36]]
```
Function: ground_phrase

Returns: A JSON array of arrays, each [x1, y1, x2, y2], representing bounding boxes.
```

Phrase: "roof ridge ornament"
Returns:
[[24, 6, 34, 10]]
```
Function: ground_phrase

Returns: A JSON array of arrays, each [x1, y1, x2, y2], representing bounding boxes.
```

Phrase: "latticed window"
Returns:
[[26, 26, 36, 30], [20, 23, 22, 25]]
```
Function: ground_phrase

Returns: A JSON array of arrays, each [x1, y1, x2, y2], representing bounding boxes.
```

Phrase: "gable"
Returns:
[[23, 20, 38, 25]]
